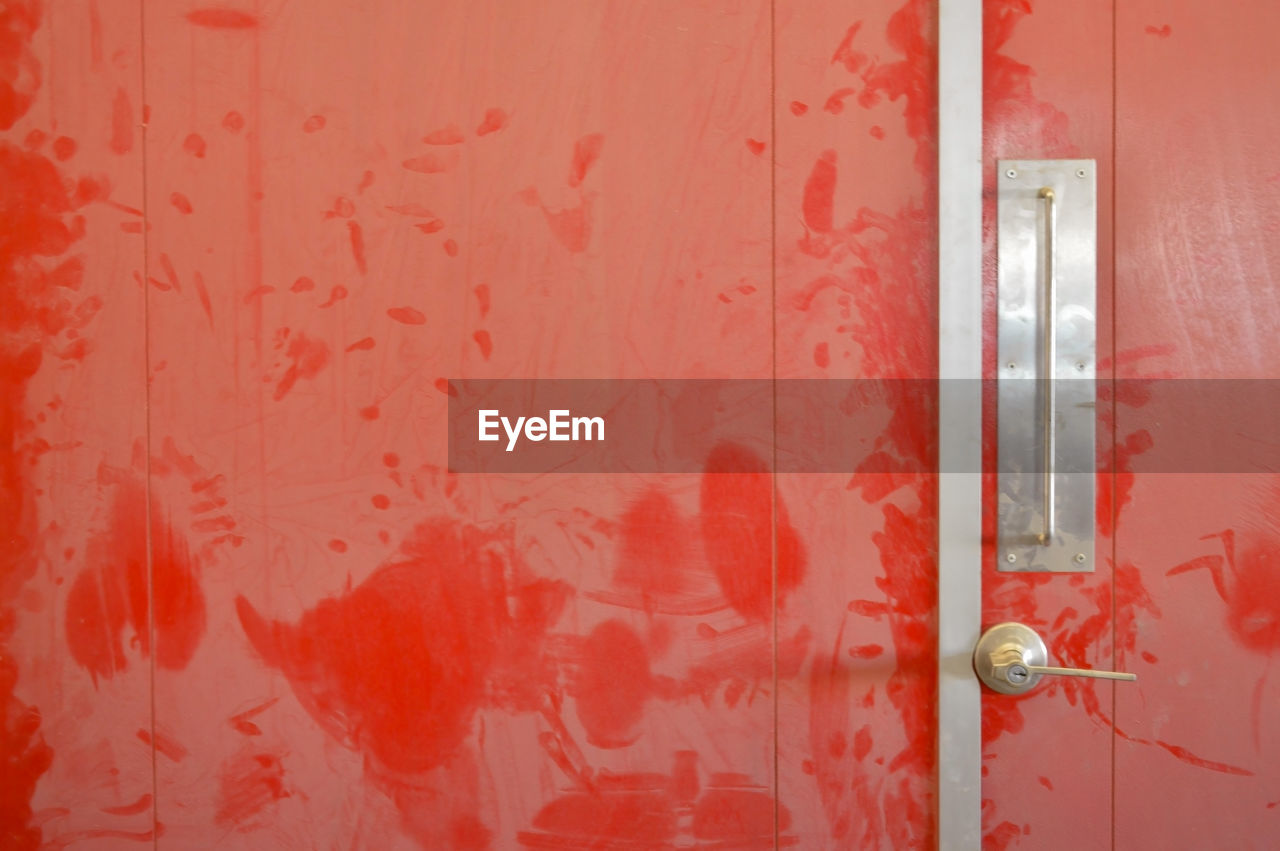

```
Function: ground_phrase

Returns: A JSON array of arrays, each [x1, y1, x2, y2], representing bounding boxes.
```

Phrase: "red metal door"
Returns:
[[5, 1, 1279, 849]]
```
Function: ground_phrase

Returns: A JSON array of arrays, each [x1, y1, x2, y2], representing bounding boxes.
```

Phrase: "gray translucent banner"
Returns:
[[445, 379, 1280, 474]]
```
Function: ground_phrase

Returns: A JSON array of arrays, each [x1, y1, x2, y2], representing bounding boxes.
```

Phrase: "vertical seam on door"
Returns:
[[1110, 1, 1119, 849], [769, 0, 779, 847], [138, 0, 158, 845]]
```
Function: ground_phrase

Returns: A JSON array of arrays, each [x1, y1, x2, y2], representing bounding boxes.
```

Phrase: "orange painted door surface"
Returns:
[[2, 1, 1278, 850]]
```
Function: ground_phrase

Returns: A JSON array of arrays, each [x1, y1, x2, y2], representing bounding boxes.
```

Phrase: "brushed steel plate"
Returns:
[[997, 159, 1096, 572]]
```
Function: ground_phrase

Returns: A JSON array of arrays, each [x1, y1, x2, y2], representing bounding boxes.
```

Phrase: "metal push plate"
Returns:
[[997, 159, 1096, 572]]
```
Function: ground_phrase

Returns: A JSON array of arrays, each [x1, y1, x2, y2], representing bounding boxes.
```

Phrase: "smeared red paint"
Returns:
[[302, 114, 325, 133], [476, 107, 508, 136], [387, 306, 426, 325], [869, 125, 885, 140], [1169, 529, 1280, 654], [823, 87, 857, 114], [801, 150, 837, 233], [235, 518, 568, 787], [472, 330, 492, 360], [242, 285, 272, 304], [344, 336, 375, 352], [193, 271, 213, 326], [443, 239, 458, 256], [222, 110, 244, 132], [359, 405, 380, 421], [169, 192, 193, 214], [423, 124, 464, 145], [402, 153, 452, 174], [789, 101, 808, 116], [289, 275, 314, 293], [100, 794, 153, 816], [182, 133, 206, 158], [413, 219, 445, 235], [272, 334, 329, 401], [215, 750, 289, 829], [434, 377, 457, 397], [813, 341, 830, 368], [572, 620, 651, 747], [318, 285, 347, 308], [228, 697, 278, 736], [744, 138, 765, 156], [326, 539, 347, 554], [64, 480, 207, 682], [108, 87, 132, 154], [51, 135, 75, 160], [801, 3, 939, 845], [1145, 24, 1172, 38], [540, 197, 592, 253], [700, 442, 806, 621], [371, 494, 390, 510], [386, 202, 436, 217], [347, 220, 366, 273], [186, 8, 260, 29], [137, 727, 188, 762], [0, 4, 40, 130], [568, 133, 604, 187]]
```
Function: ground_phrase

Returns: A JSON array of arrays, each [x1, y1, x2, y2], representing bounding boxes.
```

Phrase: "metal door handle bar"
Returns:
[[1038, 186, 1056, 545], [974, 621, 1137, 695]]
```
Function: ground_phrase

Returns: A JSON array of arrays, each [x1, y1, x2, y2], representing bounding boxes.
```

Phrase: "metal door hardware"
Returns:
[[997, 159, 1097, 572], [973, 622, 1136, 696]]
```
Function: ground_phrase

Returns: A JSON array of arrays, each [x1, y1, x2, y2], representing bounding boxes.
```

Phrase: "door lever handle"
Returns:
[[974, 621, 1137, 695]]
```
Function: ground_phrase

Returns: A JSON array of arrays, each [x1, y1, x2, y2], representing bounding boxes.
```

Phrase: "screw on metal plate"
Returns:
[[1005, 168, 1018, 179], [1074, 553, 1087, 563], [1075, 168, 1087, 178], [1006, 553, 1017, 563], [1008, 362, 1017, 370], [1075, 361, 1086, 371]]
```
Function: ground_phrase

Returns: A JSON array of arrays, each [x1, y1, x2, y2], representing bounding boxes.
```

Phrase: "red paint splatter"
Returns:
[[65, 480, 206, 682], [347, 221, 366, 274], [830, 21, 868, 72], [51, 136, 75, 160], [387, 306, 426, 325], [182, 133, 206, 158], [473, 284, 490, 318], [434, 378, 457, 397], [327, 539, 347, 554], [241, 285, 273, 304], [413, 219, 445, 235], [318, 285, 347, 308], [235, 518, 568, 780], [371, 494, 390, 510], [302, 114, 325, 133], [169, 192, 193, 214], [402, 153, 452, 174], [869, 125, 885, 140], [383, 453, 400, 468], [215, 750, 289, 829], [476, 107, 508, 136], [357, 170, 375, 193], [137, 727, 188, 762], [423, 124, 464, 145], [540, 197, 593, 253], [790, 101, 809, 116], [100, 794, 153, 816], [344, 337, 375, 352], [1145, 24, 1172, 37], [272, 334, 329, 401], [193, 271, 213, 326], [385, 203, 436, 217], [801, 150, 837, 233], [289, 275, 314, 293], [813, 341, 830, 368], [744, 138, 765, 156], [568, 133, 604, 187], [359, 405, 380, 421], [700, 442, 806, 621], [443, 239, 459, 257], [823, 87, 857, 114], [228, 697, 278, 736], [222, 110, 244, 132], [472, 330, 492, 360], [108, 87, 132, 154], [186, 8, 259, 28]]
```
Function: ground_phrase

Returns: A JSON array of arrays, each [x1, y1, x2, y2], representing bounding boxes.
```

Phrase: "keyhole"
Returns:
[[1006, 664, 1030, 685]]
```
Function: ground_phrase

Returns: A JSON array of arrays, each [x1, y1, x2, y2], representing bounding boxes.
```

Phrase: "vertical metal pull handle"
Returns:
[[1038, 186, 1056, 545]]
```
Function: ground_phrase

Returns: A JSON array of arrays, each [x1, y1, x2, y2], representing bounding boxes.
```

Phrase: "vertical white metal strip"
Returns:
[[937, 0, 983, 848]]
